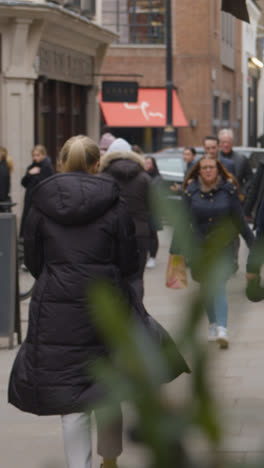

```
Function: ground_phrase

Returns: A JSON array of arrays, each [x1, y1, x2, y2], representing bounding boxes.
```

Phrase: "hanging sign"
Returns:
[[102, 81, 138, 102]]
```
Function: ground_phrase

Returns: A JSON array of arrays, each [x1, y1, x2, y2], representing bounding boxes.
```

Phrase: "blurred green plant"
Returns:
[[87, 189, 263, 468]]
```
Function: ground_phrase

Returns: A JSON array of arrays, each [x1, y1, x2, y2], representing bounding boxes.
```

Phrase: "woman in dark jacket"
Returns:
[[20, 144, 54, 237], [0, 146, 13, 211], [100, 138, 152, 300], [9, 135, 189, 468], [144, 156, 163, 268], [170, 155, 254, 348]]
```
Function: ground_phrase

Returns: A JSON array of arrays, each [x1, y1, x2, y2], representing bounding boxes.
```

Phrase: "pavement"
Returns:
[[1, 226, 264, 467]]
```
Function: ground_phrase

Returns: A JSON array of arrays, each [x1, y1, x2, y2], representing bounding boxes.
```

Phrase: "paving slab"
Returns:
[[1, 227, 264, 466]]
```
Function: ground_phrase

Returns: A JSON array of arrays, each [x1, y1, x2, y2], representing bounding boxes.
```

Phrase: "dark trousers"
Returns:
[[130, 236, 149, 301], [149, 229, 159, 258]]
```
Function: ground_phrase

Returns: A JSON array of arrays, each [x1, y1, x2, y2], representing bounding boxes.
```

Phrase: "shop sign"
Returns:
[[102, 81, 138, 102]]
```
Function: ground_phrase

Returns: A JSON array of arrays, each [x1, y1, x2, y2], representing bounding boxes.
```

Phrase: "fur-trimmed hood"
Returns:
[[100, 150, 145, 181]]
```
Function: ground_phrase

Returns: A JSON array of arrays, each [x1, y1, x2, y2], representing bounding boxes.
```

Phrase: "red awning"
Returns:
[[99, 88, 188, 128]]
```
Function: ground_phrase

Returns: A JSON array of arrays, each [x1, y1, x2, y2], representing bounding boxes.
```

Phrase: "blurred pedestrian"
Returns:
[[0, 146, 13, 212], [170, 147, 196, 192], [243, 156, 264, 223], [144, 156, 163, 268], [204, 135, 236, 176], [246, 197, 264, 301], [131, 144, 144, 155], [8, 135, 189, 468], [99, 132, 116, 156], [100, 138, 152, 299], [170, 155, 254, 348], [218, 128, 253, 196], [20, 144, 54, 238]]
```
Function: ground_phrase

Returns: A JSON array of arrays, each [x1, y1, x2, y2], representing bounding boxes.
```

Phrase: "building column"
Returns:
[[0, 18, 43, 220]]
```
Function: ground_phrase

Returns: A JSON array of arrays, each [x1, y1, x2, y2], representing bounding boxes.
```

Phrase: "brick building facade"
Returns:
[[100, 0, 243, 150]]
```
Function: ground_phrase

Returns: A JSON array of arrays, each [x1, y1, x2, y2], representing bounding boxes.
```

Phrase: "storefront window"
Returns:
[[102, 0, 165, 45], [222, 99, 230, 127]]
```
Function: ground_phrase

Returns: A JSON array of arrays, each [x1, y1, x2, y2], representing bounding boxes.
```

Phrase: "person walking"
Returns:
[[8, 135, 189, 468], [243, 157, 264, 223], [20, 144, 54, 237], [218, 128, 253, 196], [0, 146, 13, 211], [100, 138, 152, 299], [203, 135, 236, 176], [144, 156, 163, 269], [246, 197, 264, 302], [99, 132, 116, 156], [170, 147, 197, 193], [170, 155, 254, 348]]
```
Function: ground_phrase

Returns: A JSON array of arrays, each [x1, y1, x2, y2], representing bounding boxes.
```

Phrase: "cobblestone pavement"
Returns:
[[1, 227, 264, 467]]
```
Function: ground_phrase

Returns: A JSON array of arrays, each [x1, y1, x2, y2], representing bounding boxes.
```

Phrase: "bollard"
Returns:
[[0, 213, 18, 348]]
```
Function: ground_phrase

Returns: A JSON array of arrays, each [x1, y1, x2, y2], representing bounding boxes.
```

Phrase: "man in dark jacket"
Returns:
[[20, 144, 54, 237], [244, 157, 264, 225], [218, 128, 253, 195], [203, 135, 236, 175]]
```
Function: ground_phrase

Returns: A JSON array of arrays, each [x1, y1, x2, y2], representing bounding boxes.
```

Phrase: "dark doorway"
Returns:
[[35, 79, 88, 165]]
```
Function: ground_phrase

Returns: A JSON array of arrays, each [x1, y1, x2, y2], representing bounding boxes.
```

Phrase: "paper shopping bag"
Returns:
[[166, 254, 188, 289]]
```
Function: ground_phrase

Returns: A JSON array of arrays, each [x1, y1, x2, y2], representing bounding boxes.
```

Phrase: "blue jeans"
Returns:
[[205, 282, 228, 328]]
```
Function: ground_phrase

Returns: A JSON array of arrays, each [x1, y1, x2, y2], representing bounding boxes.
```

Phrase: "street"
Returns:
[[1, 226, 264, 467]]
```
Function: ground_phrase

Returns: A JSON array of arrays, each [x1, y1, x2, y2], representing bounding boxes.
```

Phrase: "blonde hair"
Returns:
[[32, 144, 47, 156], [58, 135, 100, 173], [0, 146, 14, 172]]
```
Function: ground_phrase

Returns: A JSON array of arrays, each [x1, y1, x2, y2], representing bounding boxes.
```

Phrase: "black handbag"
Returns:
[[246, 276, 264, 302]]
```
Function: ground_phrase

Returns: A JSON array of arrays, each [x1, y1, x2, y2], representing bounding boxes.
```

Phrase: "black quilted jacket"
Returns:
[[8, 172, 139, 415]]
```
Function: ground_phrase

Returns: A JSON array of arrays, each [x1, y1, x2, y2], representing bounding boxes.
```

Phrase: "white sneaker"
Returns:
[[208, 323, 217, 341], [146, 257, 156, 269], [217, 326, 229, 349]]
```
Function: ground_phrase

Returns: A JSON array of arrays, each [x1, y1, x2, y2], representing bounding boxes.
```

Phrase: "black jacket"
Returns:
[[100, 151, 151, 238], [8, 172, 140, 415], [243, 159, 264, 223], [20, 157, 54, 236], [9, 172, 189, 415], [219, 149, 253, 194], [170, 178, 254, 279], [0, 158, 10, 202], [246, 198, 264, 301]]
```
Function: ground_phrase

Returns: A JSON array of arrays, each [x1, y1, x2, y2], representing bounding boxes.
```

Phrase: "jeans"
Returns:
[[204, 282, 228, 328], [61, 406, 123, 468]]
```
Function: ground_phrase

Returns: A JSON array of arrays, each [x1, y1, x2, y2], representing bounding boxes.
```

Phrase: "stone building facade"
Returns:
[[0, 0, 115, 220]]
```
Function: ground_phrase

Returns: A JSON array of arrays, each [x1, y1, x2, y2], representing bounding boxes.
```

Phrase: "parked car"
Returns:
[[151, 148, 186, 202]]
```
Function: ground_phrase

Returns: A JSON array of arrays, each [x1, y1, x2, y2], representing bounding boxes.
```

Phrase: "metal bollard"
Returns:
[[0, 213, 18, 348]]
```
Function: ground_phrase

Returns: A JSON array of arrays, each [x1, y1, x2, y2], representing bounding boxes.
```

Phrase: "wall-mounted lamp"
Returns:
[[249, 56, 264, 69], [189, 119, 198, 128]]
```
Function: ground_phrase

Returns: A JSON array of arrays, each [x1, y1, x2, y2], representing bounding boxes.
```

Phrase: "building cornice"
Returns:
[[0, 1, 117, 45]]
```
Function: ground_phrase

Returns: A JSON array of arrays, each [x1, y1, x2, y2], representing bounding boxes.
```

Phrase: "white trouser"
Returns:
[[61, 413, 92, 468], [61, 408, 123, 468]]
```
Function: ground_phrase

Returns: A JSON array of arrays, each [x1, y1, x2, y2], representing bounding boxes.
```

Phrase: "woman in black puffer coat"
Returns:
[[8, 135, 189, 468]]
